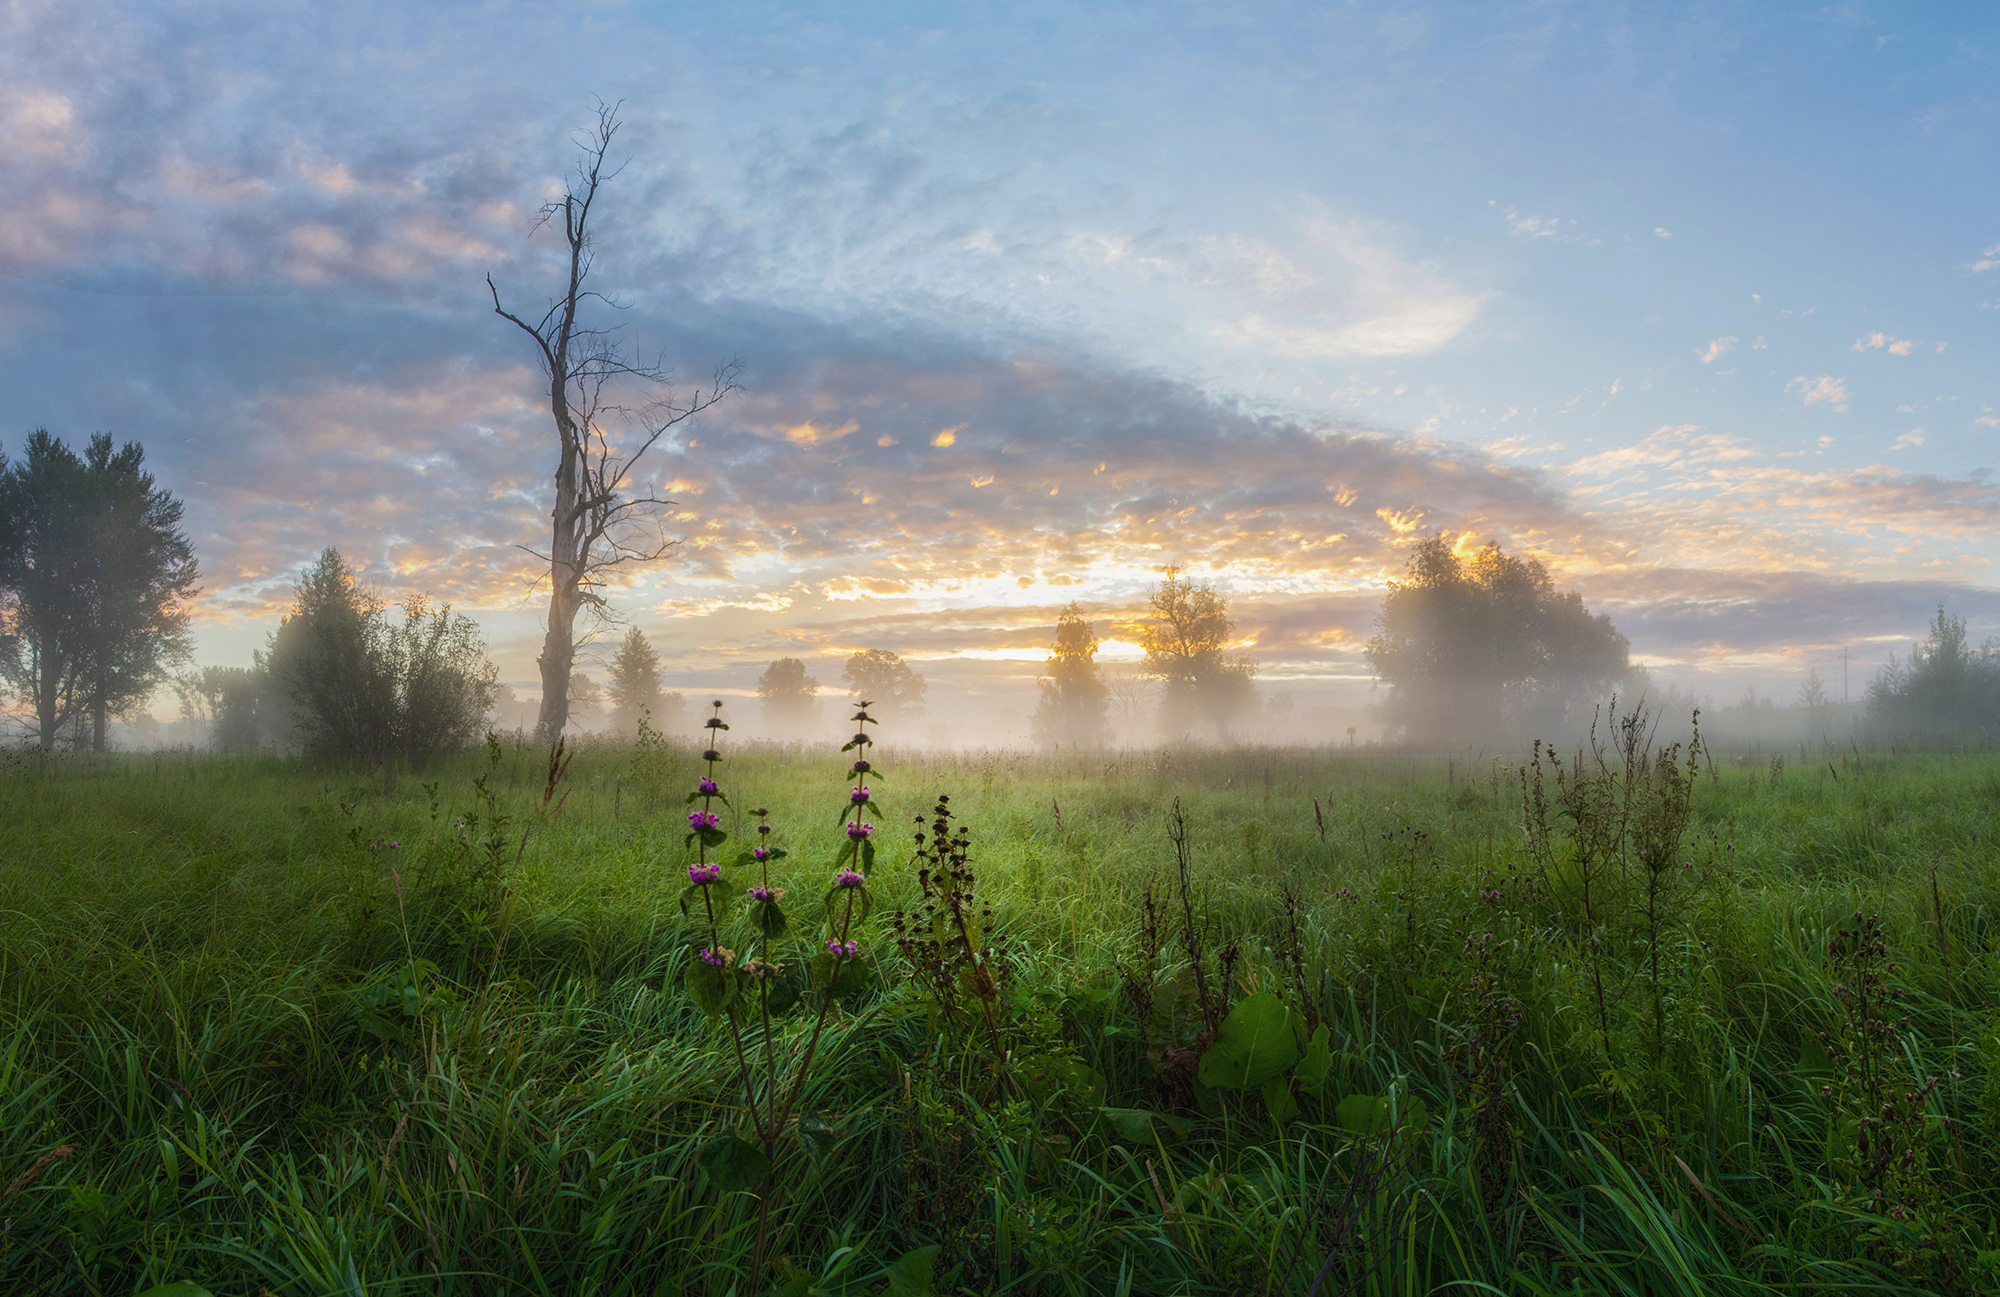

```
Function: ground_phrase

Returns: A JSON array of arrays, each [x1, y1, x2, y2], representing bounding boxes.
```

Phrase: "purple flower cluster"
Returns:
[[753, 845, 772, 862], [845, 821, 873, 841], [833, 867, 865, 889], [849, 786, 870, 805], [1480, 888, 1502, 903], [851, 759, 871, 775], [747, 884, 784, 903], [1330, 887, 1359, 902], [698, 777, 720, 795], [826, 938, 860, 958], [698, 946, 734, 968], [688, 861, 722, 885], [688, 810, 721, 831]]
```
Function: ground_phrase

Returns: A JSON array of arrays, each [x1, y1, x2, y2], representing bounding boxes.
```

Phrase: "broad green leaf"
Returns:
[[1196, 992, 1301, 1090], [685, 959, 735, 1018], [1295, 1024, 1334, 1095], [1336, 1093, 1429, 1137], [753, 898, 788, 938], [696, 1131, 769, 1192], [678, 877, 737, 918], [883, 1245, 941, 1297], [1261, 1075, 1300, 1124]]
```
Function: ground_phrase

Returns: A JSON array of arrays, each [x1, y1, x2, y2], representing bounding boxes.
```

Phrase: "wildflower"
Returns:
[[845, 821, 873, 840], [688, 862, 722, 885], [851, 759, 871, 775], [688, 810, 721, 831], [698, 777, 720, 795], [698, 946, 735, 968], [1481, 888, 1502, 902], [747, 884, 786, 902], [826, 938, 860, 958], [833, 867, 865, 889], [850, 785, 870, 805], [702, 748, 721, 762], [753, 845, 772, 861]]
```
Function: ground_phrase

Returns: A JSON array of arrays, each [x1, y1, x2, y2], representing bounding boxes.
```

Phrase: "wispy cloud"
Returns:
[[1786, 374, 1850, 412], [1851, 331, 1915, 355], [1698, 337, 1737, 364]]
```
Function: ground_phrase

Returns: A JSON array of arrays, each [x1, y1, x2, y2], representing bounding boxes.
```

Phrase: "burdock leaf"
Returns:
[[1261, 1075, 1300, 1124], [1294, 1024, 1334, 1095], [1196, 992, 1300, 1090], [696, 1131, 769, 1192]]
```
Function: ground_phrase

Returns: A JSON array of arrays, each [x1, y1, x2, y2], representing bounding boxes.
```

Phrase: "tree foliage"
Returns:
[[606, 627, 682, 737], [1138, 566, 1255, 737], [0, 429, 199, 750], [757, 656, 821, 729], [1364, 536, 1631, 743], [1868, 606, 1999, 742], [1031, 602, 1111, 747], [267, 549, 498, 783], [841, 649, 925, 720]]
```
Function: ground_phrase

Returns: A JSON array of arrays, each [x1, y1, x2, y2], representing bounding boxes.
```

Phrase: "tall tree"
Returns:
[[1868, 606, 1999, 740], [0, 430, 198, 750], [1031, 602, 1111, 747], [1364, 535, 1631, 743], [842, 649, 926, 721], [757, 656, 821, 729], [1138, 565, 1255, 737], [606, 626, 677, 736], [488, 102, 740, 743]]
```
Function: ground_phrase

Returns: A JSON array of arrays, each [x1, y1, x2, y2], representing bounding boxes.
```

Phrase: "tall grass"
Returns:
[[0, 736, 1995, 1295]]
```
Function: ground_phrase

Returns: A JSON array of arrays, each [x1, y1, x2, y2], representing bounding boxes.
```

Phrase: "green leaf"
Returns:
[[753, 898, 788, 939], [1196, 992, 1301, 1090], [1261, 1075, 1300, 1124], [685, 959, 736, 1018], [1295, 1024, 1334, 1095], [1336, 1093, 1429, 1137], [1100, 1106, 1196, 1144], [135, 1286, 215, 1297], [763, 962, 807, 1015], [696, 1131, 769, 1192], [800, 1112, 837, 1160], [883, 1245, 941, 1297], [833, 837, 857, 868], [678, 877, 737, 917], [811, 952, 875, 1000]]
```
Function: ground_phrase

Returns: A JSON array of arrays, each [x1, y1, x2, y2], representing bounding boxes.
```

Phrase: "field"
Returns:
[[1, 726, 1997, 1296]]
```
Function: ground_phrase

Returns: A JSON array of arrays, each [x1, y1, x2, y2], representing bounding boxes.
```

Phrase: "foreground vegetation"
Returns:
[[1, 724, 1997, 1296]]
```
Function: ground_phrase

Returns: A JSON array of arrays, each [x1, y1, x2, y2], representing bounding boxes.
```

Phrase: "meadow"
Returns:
[[0, 719, 1996, 1296]]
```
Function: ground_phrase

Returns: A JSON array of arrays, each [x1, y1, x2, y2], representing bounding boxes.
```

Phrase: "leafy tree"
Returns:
[[172, 664, 266, 754], [0, 430, 199, 750], [1868, 606, 1999, 741], [1364, 536, 1631, 743], [268, 548, 498, 786], [842, 649, 926, 720], [568, 670, 602, 729], [606, 627, 683, 737], [757, 656, 821, 729], [1798, 667, 1830, 712], [1031, 602, 1111, 747], [487, 103, 739, 743], [1138, 566, 1255, 738]]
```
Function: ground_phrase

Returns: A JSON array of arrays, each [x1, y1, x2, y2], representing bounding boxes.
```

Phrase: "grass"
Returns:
[[0, 731, 1996, 1296]]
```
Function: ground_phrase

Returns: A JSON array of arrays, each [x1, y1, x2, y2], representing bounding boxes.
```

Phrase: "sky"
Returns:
[[3, 0, 1997, 734]]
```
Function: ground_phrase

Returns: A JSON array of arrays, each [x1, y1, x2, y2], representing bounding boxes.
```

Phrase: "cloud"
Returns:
[[1567, 424, 1757, 481], [1851, 331, 1915, 355], [1890, 428, 1925, 450], [1786, 375, 1850, 412], [1698, 337, 1737, 364], [1653, 227, 1672, 239], [1967, 242, 2000, 273]]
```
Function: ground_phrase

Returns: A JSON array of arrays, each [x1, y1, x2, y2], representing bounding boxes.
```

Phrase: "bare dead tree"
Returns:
[[487, 101, 740, 741]]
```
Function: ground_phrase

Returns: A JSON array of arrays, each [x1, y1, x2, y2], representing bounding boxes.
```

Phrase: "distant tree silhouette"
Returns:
[[1364, 536, 1631, 743], [1868, 606, 1999, 741], [1138, 566, 1255, 738], [757, 656, 822, 729], [1797, 667, 1829, 713], [0, 429, 199, 750], [1032, 602, 1111, 747], [842, 649, 925, 721], [606, 627, 681, 738]]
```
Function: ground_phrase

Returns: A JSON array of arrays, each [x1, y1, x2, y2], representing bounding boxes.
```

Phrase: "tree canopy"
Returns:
[[757, 657, 822, 729], [1868, 606, 1999, 742], [0, 429, 199, 750], [1364, 536, 1631, 743], [1138, 566, 1255, 737], [841, 649, 925, 721], [1032, 602, 1111, 747], [606, 627, 681, 737]]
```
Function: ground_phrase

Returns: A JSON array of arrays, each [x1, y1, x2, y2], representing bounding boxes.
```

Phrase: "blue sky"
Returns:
[[3, 0, 1996, 726]]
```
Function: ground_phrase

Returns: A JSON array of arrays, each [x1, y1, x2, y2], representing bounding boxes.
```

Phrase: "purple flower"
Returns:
[[698, 777, 720, 796], [753, 845, 772, 862], [851, 759, 871, 775], [688, 862, 722, 885], [698, 946, 734, 968], [688, 811, 721, 831], [833, 867, 865, 889], [850, 786, 870, 805], [747, 884, 784, 903], [826, 938, 860, 958], [845, 821, 873, 841], [1481, 888, 1502, 903]]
